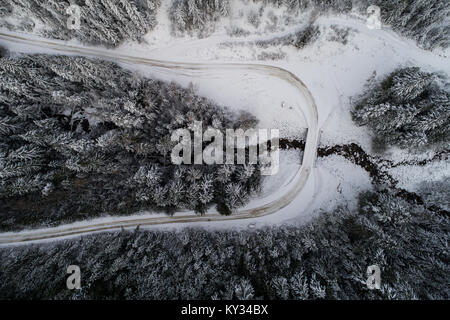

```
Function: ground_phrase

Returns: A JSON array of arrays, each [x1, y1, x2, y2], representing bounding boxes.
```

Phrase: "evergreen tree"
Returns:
[[352, 67, 449, 150], [1, 186, 448, 300]]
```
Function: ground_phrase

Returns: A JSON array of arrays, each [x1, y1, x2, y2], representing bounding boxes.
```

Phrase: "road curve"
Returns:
[[0, 32, 319, 245]]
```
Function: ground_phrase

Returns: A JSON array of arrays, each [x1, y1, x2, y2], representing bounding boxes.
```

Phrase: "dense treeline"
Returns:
[[1, 1, 447, 49], [0, 0, 161, 47], [352, 67, 449, 151], [169, 0, 449, 49], [0, 53, 261, 231], [0, 185, 448, 299], [257, 0, 450, 50]]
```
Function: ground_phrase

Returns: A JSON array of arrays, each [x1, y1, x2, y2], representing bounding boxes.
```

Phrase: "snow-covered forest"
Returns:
[[1, 1, 448, 49], [0, 52, 262, 231], [1, 184, 448, 299], [169, 0, 449, 49], [0, 0, 161, 46], [352, 67, 450, 151], [0, 0, 448, 303]]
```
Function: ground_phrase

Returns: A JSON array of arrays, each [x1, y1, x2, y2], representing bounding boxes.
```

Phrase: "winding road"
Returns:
[[0, 31, 319, 245]]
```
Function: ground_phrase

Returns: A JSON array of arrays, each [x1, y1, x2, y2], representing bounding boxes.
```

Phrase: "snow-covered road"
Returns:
[[0, 31, 319, 245]]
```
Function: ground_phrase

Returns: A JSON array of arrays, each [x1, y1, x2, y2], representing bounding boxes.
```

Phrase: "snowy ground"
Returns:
[[389, 159, 449, 192]]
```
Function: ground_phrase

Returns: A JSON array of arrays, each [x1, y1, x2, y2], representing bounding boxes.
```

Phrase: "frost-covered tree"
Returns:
[[1, 185, 448, 300], [391, 68, 434, 103], [352, 67, 449, 150], [290, 272, 309, 299]]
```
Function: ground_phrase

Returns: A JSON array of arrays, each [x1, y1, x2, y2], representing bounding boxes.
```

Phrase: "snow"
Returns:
[[311, 154, 373, 213], [389, 159, 450, 192], [125, 64, 309, 135], [259, 150, 303, 198]]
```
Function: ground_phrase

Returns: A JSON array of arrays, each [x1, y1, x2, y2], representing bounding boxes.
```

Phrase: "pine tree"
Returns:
[[290, 272, 309, 299], [234, 279, 255, 300], [271, 276, 290, 299], [391, 67, 433, 103], [353, 67, 448, 150]]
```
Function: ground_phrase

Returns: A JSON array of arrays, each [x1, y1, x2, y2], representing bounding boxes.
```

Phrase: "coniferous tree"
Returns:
[[352, 67, 449, 150]]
